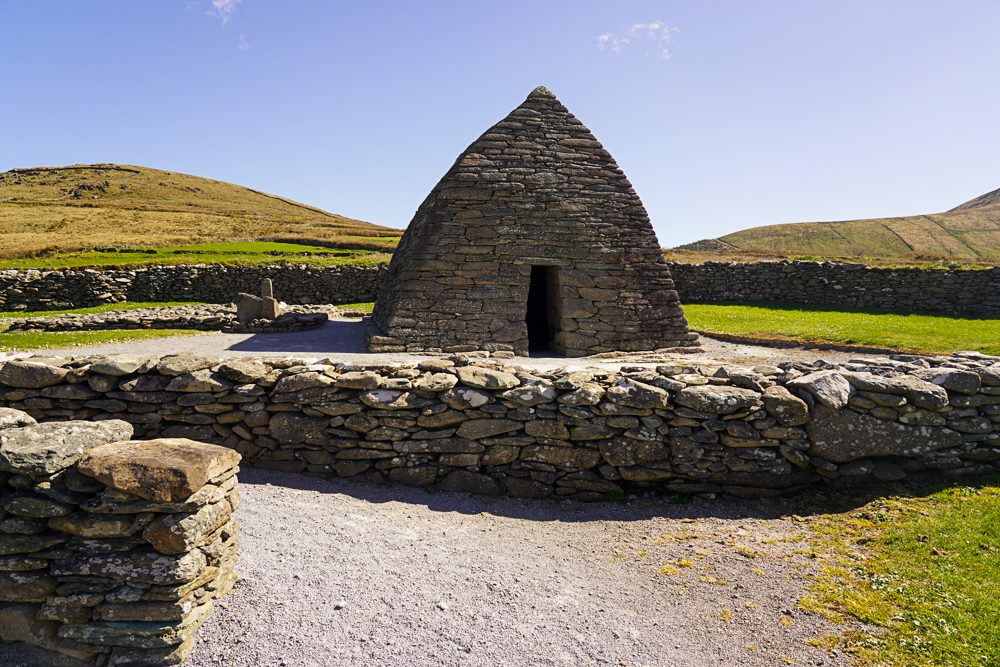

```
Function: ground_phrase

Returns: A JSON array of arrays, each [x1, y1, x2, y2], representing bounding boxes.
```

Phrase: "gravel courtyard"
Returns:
[[36, 318, 874, 371], [181, 468, 848, 667]]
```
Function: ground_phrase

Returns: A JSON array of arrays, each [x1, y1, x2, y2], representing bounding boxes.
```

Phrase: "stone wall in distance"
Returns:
[[1, 260, 998, 317], [667, 260, 1000, 317], [0, 264, 385, 311]]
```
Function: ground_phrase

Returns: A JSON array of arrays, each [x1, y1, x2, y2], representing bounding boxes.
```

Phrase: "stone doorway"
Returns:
[[526, 266, 557, 352]]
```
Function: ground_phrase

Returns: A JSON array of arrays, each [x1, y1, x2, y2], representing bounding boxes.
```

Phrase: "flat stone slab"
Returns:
[[0, 408, 36, 431], [0, 420, 134, 478], [77, 439, 241, 503]]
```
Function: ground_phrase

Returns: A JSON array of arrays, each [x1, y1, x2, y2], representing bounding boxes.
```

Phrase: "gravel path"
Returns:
[[183, 469, 848, 667], [35, 318, 875, 371]]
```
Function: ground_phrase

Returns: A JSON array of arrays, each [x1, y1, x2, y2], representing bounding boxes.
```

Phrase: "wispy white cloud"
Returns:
[[237, 34, 250, 50], [209, 0, 242, 25], [595, 20, 679, 61]]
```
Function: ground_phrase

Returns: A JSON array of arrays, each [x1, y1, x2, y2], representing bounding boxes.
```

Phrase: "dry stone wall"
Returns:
[[369, 87, 696, 356], [1, 260, 997, 318], [0, 415, 240, 666], [0, 264, 384, 312], [668, 260, 1000, 317], [0, 353, 997, 500], [6, 304, 330, 335]]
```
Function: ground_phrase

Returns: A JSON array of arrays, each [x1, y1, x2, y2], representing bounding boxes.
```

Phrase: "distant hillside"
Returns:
[[0, 164, 402, 259], [677, 188, 1000, 264]]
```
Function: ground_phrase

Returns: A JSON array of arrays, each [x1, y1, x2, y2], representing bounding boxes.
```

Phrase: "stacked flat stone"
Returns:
[[369, 86, 699, 356], [667, 260, 1000, 318], [0, 264, 385, 312], [0, 414, 240, 666], [0, 352, 997, 499], [2, 260, 999, 319], [5, 304, 331, 335]]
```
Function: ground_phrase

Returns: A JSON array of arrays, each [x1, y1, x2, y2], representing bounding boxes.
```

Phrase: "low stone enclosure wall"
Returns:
[[0, 352, 997, 500], [0, 414, 240, 665], [668, 260, 1000, 317], [2, 260, 999, 317], [0, 264, 385, 311], [6, 304, 331, 335]]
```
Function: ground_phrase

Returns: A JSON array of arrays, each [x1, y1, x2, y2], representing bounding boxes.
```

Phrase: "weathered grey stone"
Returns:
[[1, 492, 72, 518], [499, 381, 556, 406], [788, 370, 853, 409], [269, 413, 329, 444], [598, 437, 670, 467], [143, 501, 231, 555], [216, 359, 269, 384], [332, 371, 381, 390], [455, 419, 521, 440], [0, 361, 68, 388], [0, 533, 65, 556], [0, 571, 57, 602], [165, 370, 229, 393], [77, 439, 241, 503], [90, 355, 147, 377], [441, 387, 492, 410], [0, 602, 59, 643], [260, 297, 280, 320], [51, 549, 208, 586], [0, 420, 134, 478], [435, 470, 501, 496], [359, 389, 428, 410], [154, 354, 218, 377], [605, 379, 670, 409], [235, 293, 263, 323], [0, 407, 36, 430], [843, 372, 948, 410], [455, 366, 520, 390], [761, 386, 810, 426], [524, 419, 570, 440], [557, 383, 605, 406], [674, 385, 760, 415], [912, 368, 981, 395], [49, 513, 152, 539], [58, 600, 213, 647], [807, 406, 961, 463]]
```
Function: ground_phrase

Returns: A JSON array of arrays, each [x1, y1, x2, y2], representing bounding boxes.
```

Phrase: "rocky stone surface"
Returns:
[[0, 264, 385, 312], [0, 351, 997, 499], [6, 304, 330, 335], [0, 421, 239, 665], [668, 260, 1000, 317], [3, 259, 998, 321], [0, 421, 134, 479], [369, 87, 699, 356]]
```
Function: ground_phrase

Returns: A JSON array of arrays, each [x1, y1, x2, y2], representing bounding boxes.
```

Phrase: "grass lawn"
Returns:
[[684, 303, 1000, 356], [802, 479, 1000, 666], [0, 241, 391, 270], [335, 301, 375, 313], [0, 329, 202, 352]]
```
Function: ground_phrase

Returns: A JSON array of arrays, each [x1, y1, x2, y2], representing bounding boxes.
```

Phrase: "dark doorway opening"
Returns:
[[526, 266, 554, 352]]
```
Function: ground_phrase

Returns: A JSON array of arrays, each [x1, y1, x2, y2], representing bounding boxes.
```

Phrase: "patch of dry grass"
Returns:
[[0, 164, 402, 258]]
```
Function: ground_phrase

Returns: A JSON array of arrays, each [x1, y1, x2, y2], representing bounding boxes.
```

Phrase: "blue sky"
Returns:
[[2, 1, 999, 245]]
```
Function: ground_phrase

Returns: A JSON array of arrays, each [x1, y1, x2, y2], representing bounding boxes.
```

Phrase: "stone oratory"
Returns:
[[367, 86, 699, 356]]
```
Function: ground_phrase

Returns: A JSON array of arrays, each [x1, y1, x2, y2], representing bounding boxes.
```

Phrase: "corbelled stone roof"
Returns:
[[368, 86, 697, 355]]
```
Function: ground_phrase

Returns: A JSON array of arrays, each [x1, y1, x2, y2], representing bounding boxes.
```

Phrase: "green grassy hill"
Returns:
[[0, 164, 402, 259], [677, 188, 1000, 265]]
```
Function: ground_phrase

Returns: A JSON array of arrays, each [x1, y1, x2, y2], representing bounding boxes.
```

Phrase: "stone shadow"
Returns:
[[235, 466, 996, 524], [226, 319, 368, 354]]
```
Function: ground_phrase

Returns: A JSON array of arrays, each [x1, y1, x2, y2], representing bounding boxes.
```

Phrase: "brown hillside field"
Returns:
[[0, 164, 402, 258], [677, 188, 1000, 265]]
